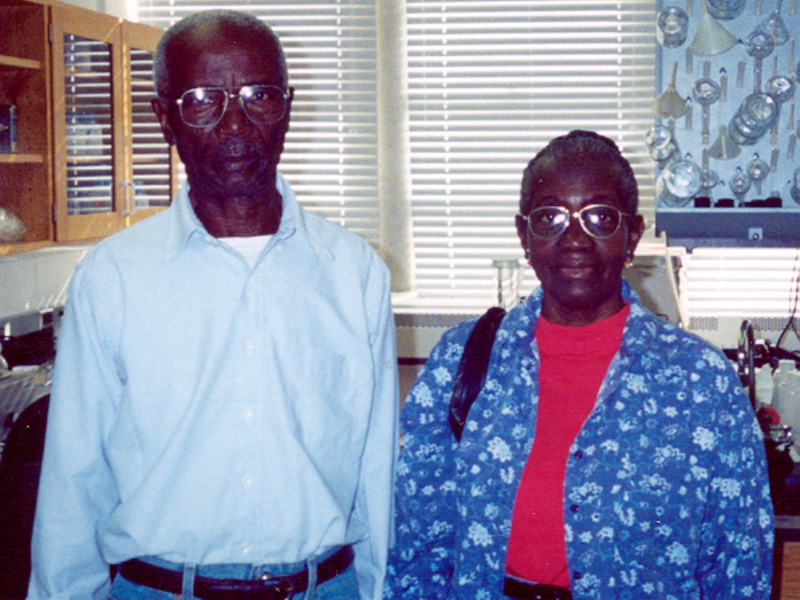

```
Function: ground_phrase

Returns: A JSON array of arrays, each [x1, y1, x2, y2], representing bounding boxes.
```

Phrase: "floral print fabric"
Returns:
[[385, 282, 774, 600]]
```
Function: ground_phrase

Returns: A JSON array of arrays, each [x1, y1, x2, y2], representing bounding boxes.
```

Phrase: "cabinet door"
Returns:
[[121, 21, 177, 226], [0, 0, 53, 250], [51, 5, 125, 241]]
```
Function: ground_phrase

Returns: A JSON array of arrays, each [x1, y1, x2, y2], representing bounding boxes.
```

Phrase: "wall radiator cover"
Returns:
[[396, 312, 800, 360]]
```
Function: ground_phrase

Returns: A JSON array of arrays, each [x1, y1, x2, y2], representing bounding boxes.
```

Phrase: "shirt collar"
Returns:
[[510, 280, 649, 374], [522, 279, 641, 317], [164, 173, 311, 261], [517, 279, 645, 347]]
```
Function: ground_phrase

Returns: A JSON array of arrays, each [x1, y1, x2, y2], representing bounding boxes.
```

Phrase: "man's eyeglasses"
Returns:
[[521, 204, 632, 240], [175, 85, 290, 128]]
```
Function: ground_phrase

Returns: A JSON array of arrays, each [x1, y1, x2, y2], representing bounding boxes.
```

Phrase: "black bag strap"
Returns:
[[448, 306, 506, 441]]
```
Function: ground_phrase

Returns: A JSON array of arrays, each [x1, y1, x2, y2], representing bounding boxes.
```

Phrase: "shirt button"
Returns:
[[573, 571, 582, 580], [243, 475, 252, 487], [241, 544, 250, 555], [245, 341, 254, 354], [244, 409, 254, 421], [570, 504, 579, 513], [575, 450, 583, 459]]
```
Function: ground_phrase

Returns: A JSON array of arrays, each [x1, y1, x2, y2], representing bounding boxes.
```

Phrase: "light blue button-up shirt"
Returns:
[[29, 175, 399, 600]]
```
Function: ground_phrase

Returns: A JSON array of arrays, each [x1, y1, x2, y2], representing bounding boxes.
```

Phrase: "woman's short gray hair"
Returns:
[[520, 130, 639, 216]]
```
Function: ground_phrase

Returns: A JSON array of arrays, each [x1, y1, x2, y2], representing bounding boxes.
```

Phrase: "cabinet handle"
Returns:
[[120, 181, 136, 216]]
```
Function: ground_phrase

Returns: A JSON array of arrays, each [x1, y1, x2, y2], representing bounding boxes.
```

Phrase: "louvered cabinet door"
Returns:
[[121, 20, 177, 227], [51, 4, 124, 241]]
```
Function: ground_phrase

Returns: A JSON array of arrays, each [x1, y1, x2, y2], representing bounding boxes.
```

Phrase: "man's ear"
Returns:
[[151, 98, 176, 146], [274, 87, 295, 157]]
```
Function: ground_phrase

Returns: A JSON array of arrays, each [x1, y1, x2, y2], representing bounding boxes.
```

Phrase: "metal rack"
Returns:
[[653, 0, 800, 248]]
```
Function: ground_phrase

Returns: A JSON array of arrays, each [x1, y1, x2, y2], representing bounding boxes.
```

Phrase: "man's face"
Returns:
[[153, 28, 292, 198], [515, 156, 644, 325]]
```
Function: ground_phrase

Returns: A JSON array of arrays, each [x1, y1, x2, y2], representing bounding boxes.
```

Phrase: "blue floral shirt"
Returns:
[[385, 283, 774, 600]]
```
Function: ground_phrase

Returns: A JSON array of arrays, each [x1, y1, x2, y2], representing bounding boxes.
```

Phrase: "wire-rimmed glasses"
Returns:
[[175, 85, 291, 128], [521, 204, 632, 240]]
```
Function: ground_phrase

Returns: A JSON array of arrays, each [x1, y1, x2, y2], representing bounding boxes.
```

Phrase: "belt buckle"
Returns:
[[259, 571, 294, 600]]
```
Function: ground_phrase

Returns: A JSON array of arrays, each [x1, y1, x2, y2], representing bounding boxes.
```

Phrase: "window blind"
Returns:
[[405, 0, 657, 300], [130, 46, 172, 210], [136, 0, 380, 247], [63, 34, 114, 216], [683, 247, 800, 318], [133, 0, 799, 321]]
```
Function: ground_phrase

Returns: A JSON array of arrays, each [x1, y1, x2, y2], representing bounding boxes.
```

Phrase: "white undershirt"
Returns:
[[220, 234, 273, 268]]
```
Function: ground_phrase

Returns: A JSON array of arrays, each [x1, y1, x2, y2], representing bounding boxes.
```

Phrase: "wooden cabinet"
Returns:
[[121, 21, 179, 227], [0, 0, 53, 248], [778, 540, 800, 600], [0, 0, 176, 252]]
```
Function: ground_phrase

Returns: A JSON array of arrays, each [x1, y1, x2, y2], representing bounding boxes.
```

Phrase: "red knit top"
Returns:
[[505, 304, 629, 587]]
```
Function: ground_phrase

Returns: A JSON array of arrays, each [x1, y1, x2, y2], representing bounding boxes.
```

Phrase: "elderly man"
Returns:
[[28, 10, 398, 600]]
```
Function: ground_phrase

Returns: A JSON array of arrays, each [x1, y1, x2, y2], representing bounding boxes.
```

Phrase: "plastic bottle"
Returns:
[[771, 359, 800, 438], [755, 365, 774, 408]]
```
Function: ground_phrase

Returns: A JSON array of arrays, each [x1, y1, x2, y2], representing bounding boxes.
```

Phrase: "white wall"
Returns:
[[57, 0, 130, 20], [0, 247, 91, 334]]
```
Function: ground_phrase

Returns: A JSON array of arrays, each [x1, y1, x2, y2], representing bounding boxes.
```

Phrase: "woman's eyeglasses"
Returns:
[[521, 204, 632, 240], [174, 85, 290, 128]]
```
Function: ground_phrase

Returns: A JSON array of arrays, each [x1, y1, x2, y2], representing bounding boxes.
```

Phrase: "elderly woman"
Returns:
[[384, 130, 774, 600]]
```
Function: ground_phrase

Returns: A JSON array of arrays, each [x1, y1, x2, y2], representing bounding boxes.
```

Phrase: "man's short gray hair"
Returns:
[[152, 10, 286, 100]]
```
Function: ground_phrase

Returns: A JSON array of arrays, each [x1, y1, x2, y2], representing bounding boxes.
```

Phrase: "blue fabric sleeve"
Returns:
[[384, 321, 474, 599]]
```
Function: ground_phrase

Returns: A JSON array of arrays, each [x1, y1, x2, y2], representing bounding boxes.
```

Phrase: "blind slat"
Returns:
[[405, 0, 655, 302]]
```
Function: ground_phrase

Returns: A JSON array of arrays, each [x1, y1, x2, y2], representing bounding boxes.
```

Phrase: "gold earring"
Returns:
[[624, 251, 634, 268]]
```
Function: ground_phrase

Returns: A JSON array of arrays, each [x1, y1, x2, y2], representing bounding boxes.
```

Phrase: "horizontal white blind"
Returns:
[[64, 34, 115, 216], [136, 0, 380, 247], [130, 47, 172, 209], [684, 248, 800, 318], [405, 0, 657, 300], [133, 0, 798, 320]]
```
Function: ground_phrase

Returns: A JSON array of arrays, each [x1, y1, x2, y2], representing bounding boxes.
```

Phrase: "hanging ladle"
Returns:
[[745, 31, 774, 92], [701, 148, 720, 194], [729, 167, 752, 205], [746, 153, 770, 196], [693, 77, 721, 145], [654, 62, 689, 119], [765, 72, 795, 141]]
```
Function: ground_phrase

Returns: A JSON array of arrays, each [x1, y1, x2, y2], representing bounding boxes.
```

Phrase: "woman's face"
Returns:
[[515, 155, 644, 326]]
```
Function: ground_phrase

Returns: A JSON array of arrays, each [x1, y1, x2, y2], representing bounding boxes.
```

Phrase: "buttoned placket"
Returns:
[[237, 248, 263, 561]]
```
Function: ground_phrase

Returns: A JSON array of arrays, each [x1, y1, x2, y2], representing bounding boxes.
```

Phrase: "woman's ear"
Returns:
[[626, 214, 646, 256], [515, 214, 531, 261]]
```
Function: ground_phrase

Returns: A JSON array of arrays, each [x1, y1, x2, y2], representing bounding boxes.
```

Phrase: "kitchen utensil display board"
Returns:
[[653, 0, 800, 248]]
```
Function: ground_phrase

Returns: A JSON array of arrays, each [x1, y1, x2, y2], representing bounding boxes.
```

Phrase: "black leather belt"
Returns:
[[117, 545, 354, 600], [504, 577, 573, 600]]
